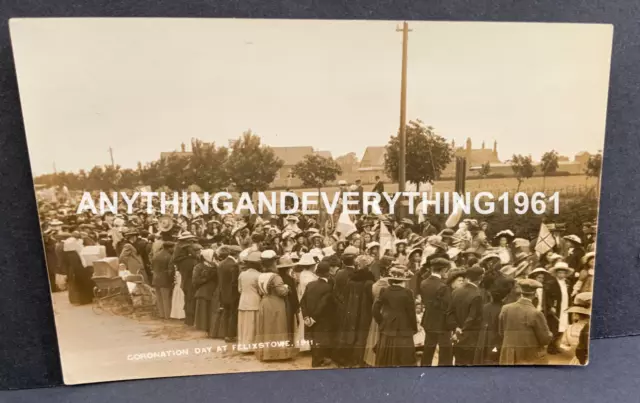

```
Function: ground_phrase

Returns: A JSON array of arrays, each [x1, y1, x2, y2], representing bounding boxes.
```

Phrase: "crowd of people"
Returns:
[[38, 184, 597, 367]]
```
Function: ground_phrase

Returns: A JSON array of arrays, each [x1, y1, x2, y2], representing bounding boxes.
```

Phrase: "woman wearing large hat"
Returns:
[[294, 253, 318, 353], [528, 268, 550, 311], [254, 255, 297, 361], [560, 292, 592, 364], [546, 261, 574, 354], [573, 251, 595, 296], [372, 266, 416, 367], [563, 234, 585, 273]]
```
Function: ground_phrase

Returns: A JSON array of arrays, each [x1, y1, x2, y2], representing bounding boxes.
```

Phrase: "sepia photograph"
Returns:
[[10, 18, 612, 384]]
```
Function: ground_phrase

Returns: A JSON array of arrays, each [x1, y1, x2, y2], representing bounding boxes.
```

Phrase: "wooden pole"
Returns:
[[397, 22, 410, 193]]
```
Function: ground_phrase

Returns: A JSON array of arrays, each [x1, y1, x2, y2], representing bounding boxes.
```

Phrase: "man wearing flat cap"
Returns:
[[499, 279, 552, 365], [420, 257, 453, 366]]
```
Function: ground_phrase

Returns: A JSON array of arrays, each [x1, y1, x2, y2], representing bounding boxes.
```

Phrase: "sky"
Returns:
[[10, 19, 613, 176]]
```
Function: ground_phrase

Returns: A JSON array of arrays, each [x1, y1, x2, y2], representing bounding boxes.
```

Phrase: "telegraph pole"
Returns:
[[108, 147, 115, 167], [397, 21, 411, 193]]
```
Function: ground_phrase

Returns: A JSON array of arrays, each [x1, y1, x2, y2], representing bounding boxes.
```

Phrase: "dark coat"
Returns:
[[338, 269, 375, 348], [499, 298, 552, 365], [151, 248, 174, 288], [333, 265, 355, 310], [217, 257, 239, 306], [172, 243, 195, 286], [473, 302, 504, 365], [373, 285, 417, 337], [300, 278, 334, 345], [372, 180, 384, 194], [447, 283, 483, 347], [575, 321, 590, 365], [192, 262, 218, 300], [544, 278, 570, 334], [419, 275, 450, 332]]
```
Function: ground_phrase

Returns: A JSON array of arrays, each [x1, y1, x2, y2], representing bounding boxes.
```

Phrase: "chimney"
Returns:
[[493, 140, 497, 155], [466, 137, 472, 151], [181, 142, 186, 152], [482, 141, 485, 149]]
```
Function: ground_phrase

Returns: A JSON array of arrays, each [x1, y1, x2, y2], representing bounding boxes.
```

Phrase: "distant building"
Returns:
[[160, 142, 192, 160], [270, 146, 332, 188], [357, 146, 391, 183], [442, 138, 501, 177], [469, 151, 592, 177]]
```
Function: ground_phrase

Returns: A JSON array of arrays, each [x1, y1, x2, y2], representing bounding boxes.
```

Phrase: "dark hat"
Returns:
[[251, 232, 265, 243], [245, 251, 263, 263], [123, 229, 139, 237], [227, 245, 242, 254], [430, 257, 451, 270], [518, 278, 543, 293], [163, 241, 176, 248], [465, 264, 485, 280], [440, 229, 455, 239], [401, 218, 414, 226], [446, 268, 467, 285]]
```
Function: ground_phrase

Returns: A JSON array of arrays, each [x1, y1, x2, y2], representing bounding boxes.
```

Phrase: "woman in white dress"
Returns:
[[170, 269, 186, 320], [294, 253, 318, 352]]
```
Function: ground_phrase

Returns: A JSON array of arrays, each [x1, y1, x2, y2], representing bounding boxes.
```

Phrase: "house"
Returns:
[[270, 146, 333, 188], [160, 143, 192, 160], [442, 138, 501, 177], [357, 146, 391, 184]]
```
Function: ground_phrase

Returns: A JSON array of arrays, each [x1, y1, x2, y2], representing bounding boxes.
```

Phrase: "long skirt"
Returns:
[[295, 312, 311, 352], [208, 288, 225, 339], [237, 310, 258, 352], [170, 273, 186, 320], [375, 333, 416, 367], [194, 299, 211, 331], [255, 294, 296, 361], [363, 318, 380, 367], [68, 266, 94, 305]]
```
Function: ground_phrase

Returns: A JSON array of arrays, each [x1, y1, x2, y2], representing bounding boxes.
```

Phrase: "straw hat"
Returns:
[[563, 234, 582, 245], [549, 261, 575, 276]]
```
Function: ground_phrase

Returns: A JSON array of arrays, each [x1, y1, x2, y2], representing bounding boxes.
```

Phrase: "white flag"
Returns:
[[379, 220, 395, 258], [535, 223, 557, 255], [335, 211, 357, 240]]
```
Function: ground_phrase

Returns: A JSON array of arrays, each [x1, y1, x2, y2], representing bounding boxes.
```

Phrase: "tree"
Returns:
[[539, 150, 560, 191], [160, 154, 192, 191], [478, 161, 491, 186], [335, 152, 359, 173], [585, 151, 603, 191], [225, 130, 284, 197], [189, 139, 230, 192], [384, 120, 453, 189], [118, 168, 140, 190], [292, 154, 343, 190], [509, 154, 536, 192]]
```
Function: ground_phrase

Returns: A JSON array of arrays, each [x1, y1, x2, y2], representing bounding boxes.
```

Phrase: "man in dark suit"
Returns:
[[447, 264, 484, 366], [420, 258, 453, 366], [300, 261, 335, 367], [355, 179, 365, 213], [218, 245, 241, 342], [371, 176, 385, 212]]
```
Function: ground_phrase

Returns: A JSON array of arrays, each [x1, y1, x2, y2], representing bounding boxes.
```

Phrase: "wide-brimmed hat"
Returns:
[[296, 253, 317, 267], [563, 234, 582, 245], [427, 235, 447, 250], [401, 218, 414, 226], [574, 292, 593, 307], [430, 257, 451, 270], [478, 253, 501, 264], [260, 250, 278, 261], [446, 247, 461, 260], [439, 229, 455, 239], [407, 247, 423, 258], [446, 268, 467, 285], [382, 267, 413, 282], [581, 251, 596, 265], [513, 251, 533, 265], [494, 229, 515, 242], [549, 261, 575, 276], [512, 238, 530, 249], [365, 241, 380, 251], [277, 256, 296, 269], [461, 248, 481, 257], [500, 265, 518, 277], [528, 267, 549, 279], [285, 215, 300, 223], [343, 245, 360, 256], [566, 306, 591, 316], [123, 229, 139, 237], [245, 250, 263, 264], [309, 233, 324, 241], [177, 231, 196, 241]]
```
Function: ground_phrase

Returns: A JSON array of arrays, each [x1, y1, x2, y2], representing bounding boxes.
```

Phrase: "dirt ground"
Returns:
[[52, 291, 572, 384], [52, 292, 324, 384]]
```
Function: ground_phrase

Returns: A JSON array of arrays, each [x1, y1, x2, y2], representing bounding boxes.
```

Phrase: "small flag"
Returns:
[[379, 219, 395, 258], [535, 223, 557, 255], [335, 211, 357, 240]]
